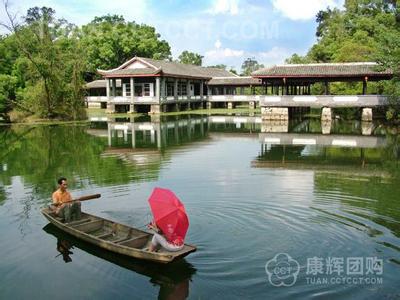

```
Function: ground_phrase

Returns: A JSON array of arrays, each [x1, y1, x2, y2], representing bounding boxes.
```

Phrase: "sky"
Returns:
[[0, 0, 345, 71]]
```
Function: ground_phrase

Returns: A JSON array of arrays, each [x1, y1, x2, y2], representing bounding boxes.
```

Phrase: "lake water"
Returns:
[[0, 114, 399, 299]]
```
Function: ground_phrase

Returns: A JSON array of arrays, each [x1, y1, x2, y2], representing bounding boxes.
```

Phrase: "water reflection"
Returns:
[[43, 224, 196, 300], [1, 114, 399, 299]]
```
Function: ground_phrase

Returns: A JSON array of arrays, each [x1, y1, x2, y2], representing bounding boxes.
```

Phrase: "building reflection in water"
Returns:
[[43, 224, 196, 300], [87, 115, 388, 174]]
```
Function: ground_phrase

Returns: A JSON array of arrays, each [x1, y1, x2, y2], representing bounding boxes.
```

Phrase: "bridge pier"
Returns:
[[261, 107, 288, 120], [321, 107, 332, 122], [150, 104, 160, 114], [249, 101, 256, 110], [106, 103, 115, 113], [362, 108, 373, 122]]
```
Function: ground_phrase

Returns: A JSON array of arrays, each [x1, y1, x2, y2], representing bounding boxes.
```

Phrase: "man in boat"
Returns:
[[51, 177, 81, 222]]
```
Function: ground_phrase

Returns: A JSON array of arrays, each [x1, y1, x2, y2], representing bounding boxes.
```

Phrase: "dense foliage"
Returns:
[[81, 15, 171, 75], [286, 0, 400, 120], [178, 50, 203, 66], [0, 7, 171, 121]]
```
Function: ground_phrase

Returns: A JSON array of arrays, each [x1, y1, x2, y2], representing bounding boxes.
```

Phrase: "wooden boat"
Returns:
[[41, 208, 197, 264]]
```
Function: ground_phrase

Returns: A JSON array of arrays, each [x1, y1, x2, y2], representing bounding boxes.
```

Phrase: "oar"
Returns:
[[52, 194, 101, 206]]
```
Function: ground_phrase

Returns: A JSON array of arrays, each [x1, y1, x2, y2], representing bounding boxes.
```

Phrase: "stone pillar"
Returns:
[[106, 103, 115, 113], [361, 108, 373, 122], [227, 102, 233, 109], [321, 107, 332, 122], [150, 104, 160, 114], [261, 107, 289, 120], [321, 120, 332, 135], [249, 101, 256, 110], [261, 120, 289, 133], [361, 121, 373, 135]]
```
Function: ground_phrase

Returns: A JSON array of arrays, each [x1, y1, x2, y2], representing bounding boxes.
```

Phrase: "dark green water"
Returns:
[[0, 115, 399, 299]]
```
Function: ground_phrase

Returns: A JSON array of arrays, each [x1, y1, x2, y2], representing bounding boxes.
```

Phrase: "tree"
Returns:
[[285, 53, 313, 64], [229, 68, 238, 75], [284, 0, 400, 120], [207, 64, 227, 70], [241, 58, 264, 76], [0, 4, 86, 120], [0, 74, 17, 121], [178, 51, 203, 66], [81, 15, 171, 75]]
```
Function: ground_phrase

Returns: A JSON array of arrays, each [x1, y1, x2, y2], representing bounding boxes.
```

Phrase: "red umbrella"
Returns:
[[148, 187, 189, 245]]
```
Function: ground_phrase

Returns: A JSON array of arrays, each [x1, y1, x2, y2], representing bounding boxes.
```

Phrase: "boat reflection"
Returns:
[[43, 224, 196, 300]]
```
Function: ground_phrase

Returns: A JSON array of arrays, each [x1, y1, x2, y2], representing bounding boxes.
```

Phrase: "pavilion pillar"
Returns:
[[187, 79, 191, 98], [200, 81, 204, 100], [129, 77, 135, 113], [106, 79, 110, 98], [362, 76, 368, 95], [174, 78, 178, 101], [160, 77, 166, 99], [155, 77, 160, 102], [112, 79, 116, 96], [324, 81, 330, 95]]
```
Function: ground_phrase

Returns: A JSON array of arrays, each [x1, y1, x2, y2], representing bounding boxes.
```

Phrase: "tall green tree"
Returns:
[[1, 5, 86, 120], [178, 51, 203, 66], [81, 15, 171, 75]]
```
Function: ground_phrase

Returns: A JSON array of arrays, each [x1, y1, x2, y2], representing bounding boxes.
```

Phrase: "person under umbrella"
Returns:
[[147, 187, 189, 252]]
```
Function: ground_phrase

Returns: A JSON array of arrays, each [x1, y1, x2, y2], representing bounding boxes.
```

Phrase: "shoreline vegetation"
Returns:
[[0, 2, 399, 124]]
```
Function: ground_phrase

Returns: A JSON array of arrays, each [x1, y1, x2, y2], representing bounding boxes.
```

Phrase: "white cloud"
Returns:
[[258, 46, 291, 65], [208, 0, 239, 15], [215, 39, 222, 49], [271, 0, 343, 21], [205, 47, 244, 60]]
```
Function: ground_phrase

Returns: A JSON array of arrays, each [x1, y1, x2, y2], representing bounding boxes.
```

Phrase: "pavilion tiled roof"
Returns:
[[85, 79, 121, 89], [252, 62, 392, 79], [207, 76, 262, 86], [98, 67, 160, 77], [99, 56, 235, 79]]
